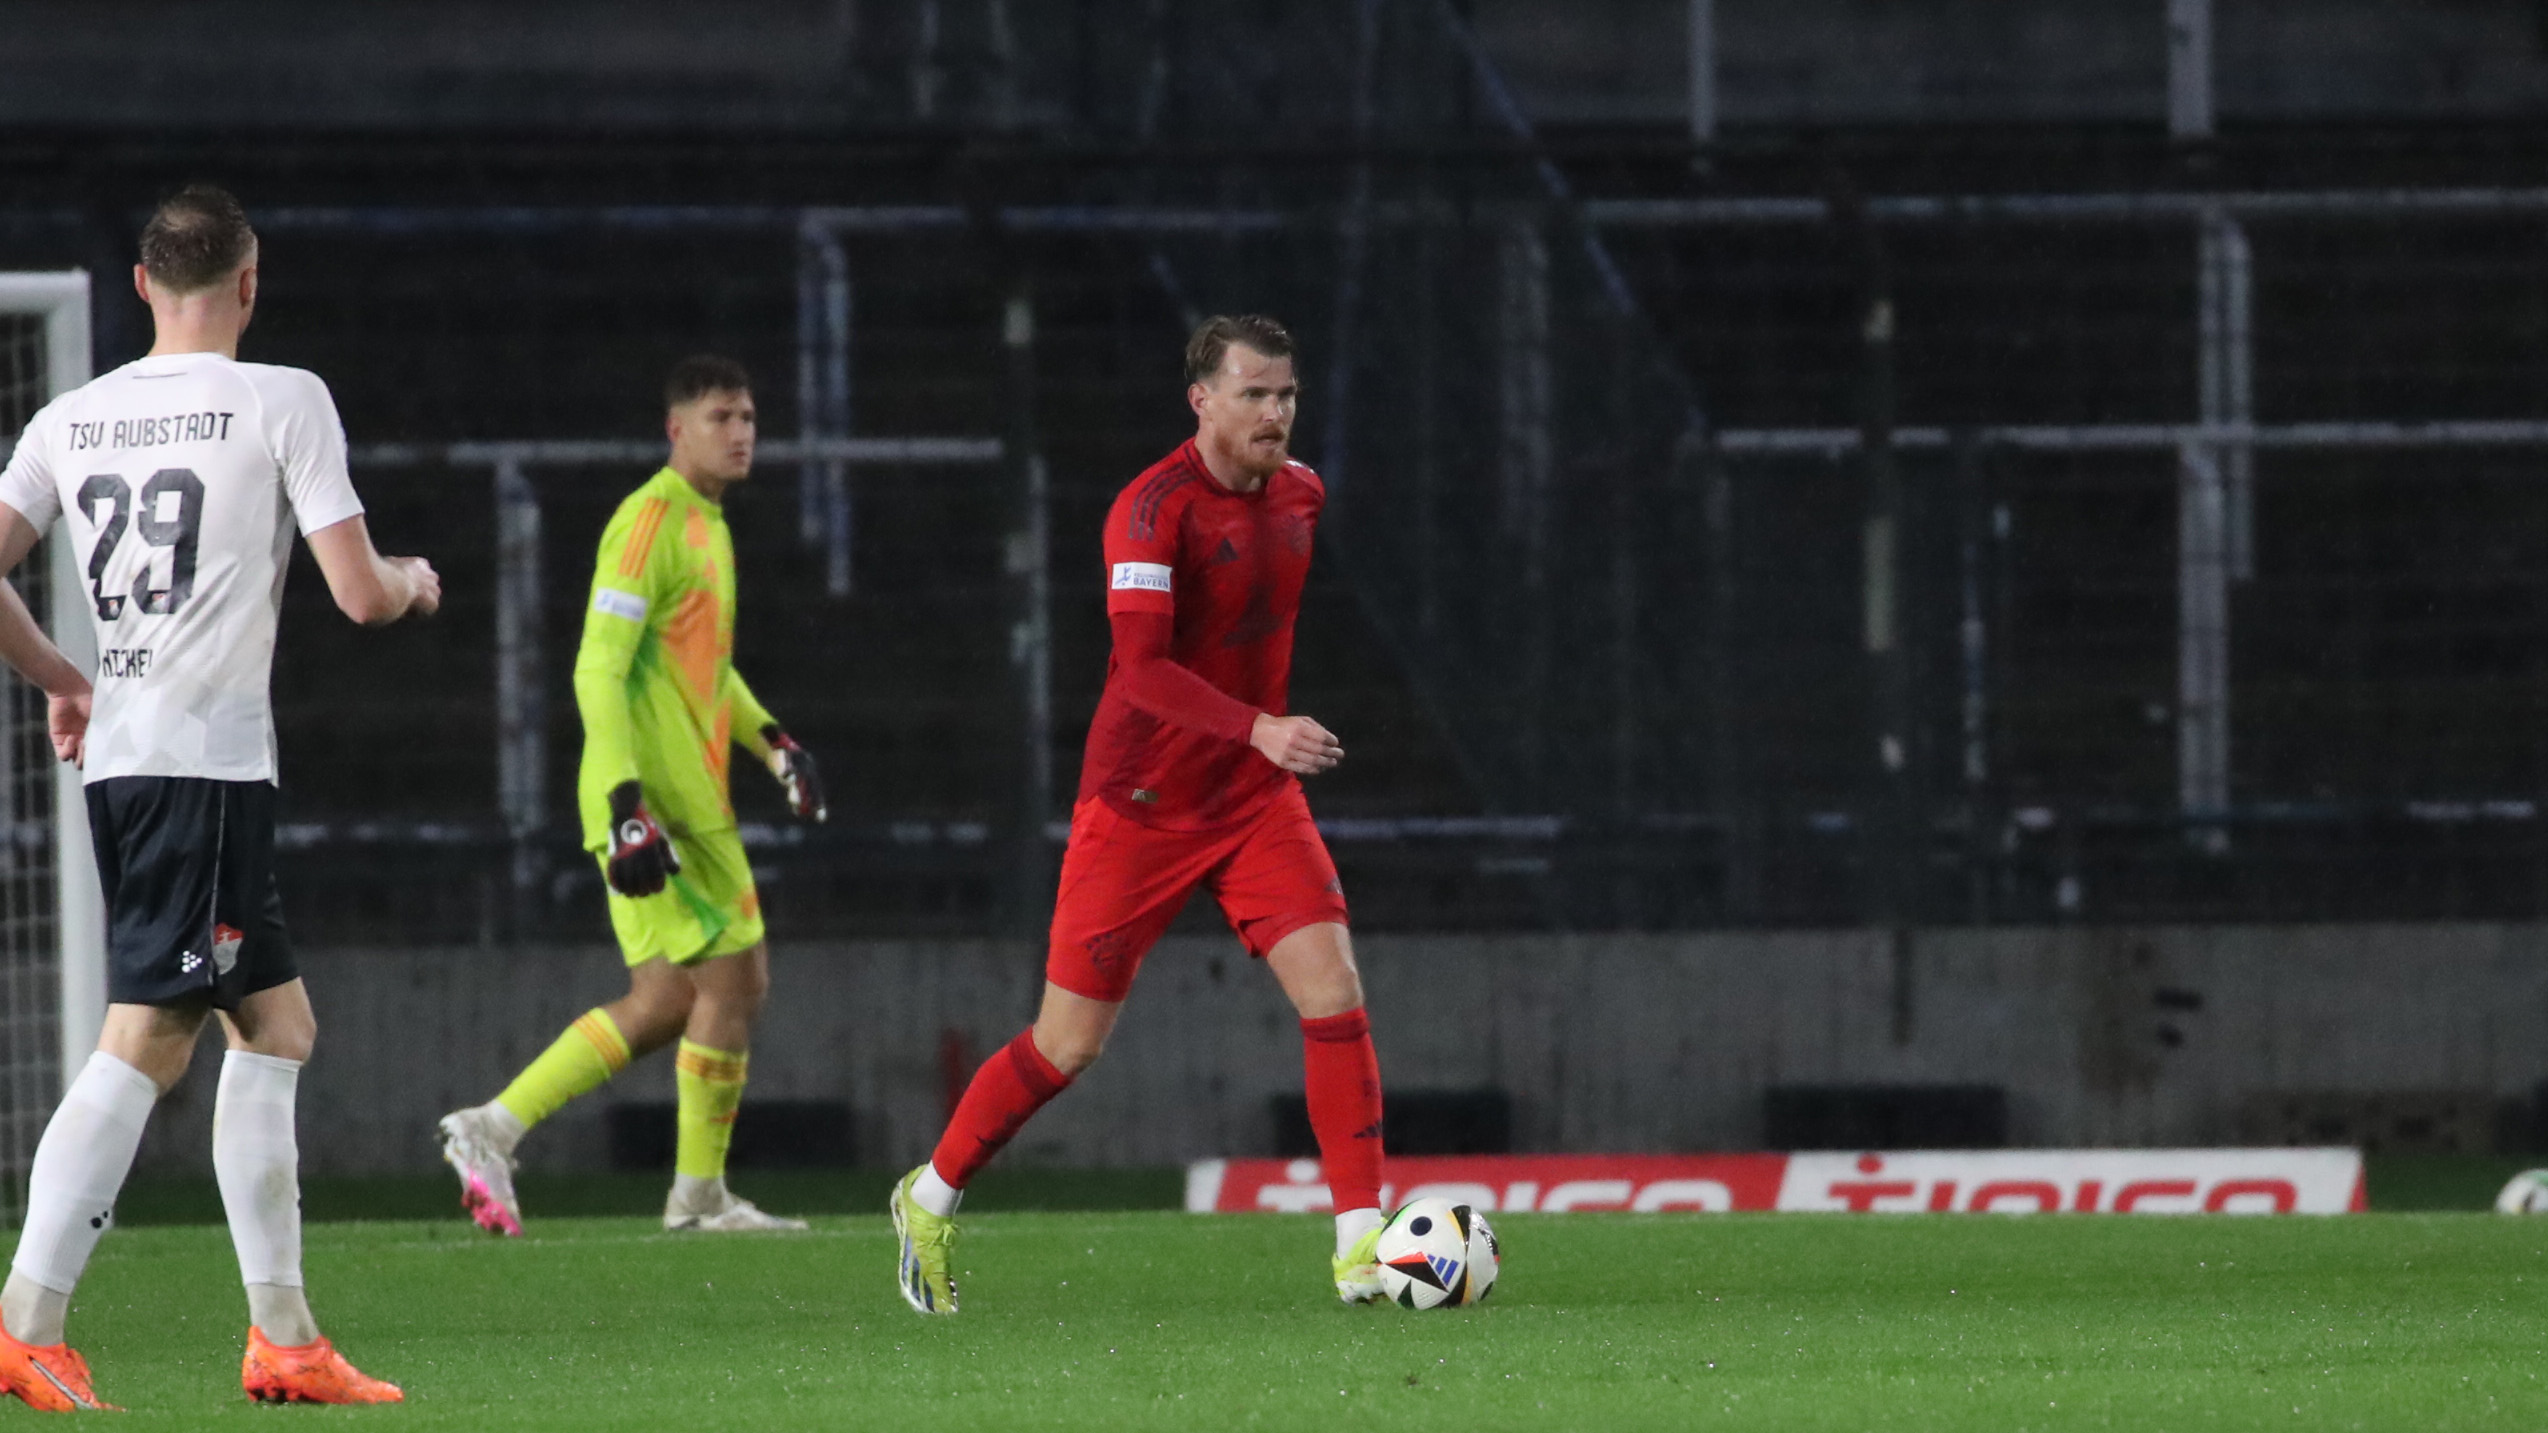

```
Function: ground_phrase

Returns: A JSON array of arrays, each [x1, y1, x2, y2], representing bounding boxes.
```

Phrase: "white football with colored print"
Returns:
[[1374, 1197, 1499, 1309], [2496, 1169, 2548, 1214]]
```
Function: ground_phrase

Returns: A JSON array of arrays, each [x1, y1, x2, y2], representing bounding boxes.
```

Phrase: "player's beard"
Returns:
[[1243, 427, 1289, 478]]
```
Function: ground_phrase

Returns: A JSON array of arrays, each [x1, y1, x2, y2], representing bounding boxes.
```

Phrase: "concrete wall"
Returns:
[[126, 924, 2548, 1177]]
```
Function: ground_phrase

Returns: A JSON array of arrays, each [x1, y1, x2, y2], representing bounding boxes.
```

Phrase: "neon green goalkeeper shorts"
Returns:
[[598, 826, 765, 968]]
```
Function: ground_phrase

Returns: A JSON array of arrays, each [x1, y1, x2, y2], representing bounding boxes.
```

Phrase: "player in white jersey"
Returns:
[[0, 185, 435, 1410]]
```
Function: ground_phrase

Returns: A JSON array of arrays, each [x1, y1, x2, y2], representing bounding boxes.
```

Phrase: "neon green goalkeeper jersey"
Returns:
[[574, 467, 778, 849]]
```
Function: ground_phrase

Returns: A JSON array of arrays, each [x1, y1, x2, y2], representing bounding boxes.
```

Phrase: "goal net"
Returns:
[[0, 272, 95, 1228]]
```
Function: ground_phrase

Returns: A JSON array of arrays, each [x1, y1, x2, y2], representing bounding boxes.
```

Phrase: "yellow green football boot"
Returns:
[[1333, 1222, 1387, 1305], [891, 1166, 960, 1314]]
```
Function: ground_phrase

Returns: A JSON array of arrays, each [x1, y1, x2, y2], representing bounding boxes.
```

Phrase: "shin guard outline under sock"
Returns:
[[494, 1008, 631, 1131], [9, 1052, 158, 1312], [214, 1052, 307, 1303], [673, 1040, 748, 1181], [929, 1028, 1072, 1191], [1300, 1007, 1386, 1217]]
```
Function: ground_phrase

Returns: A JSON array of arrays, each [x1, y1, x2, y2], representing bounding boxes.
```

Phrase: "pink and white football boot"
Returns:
[[437, 1106, 524, 1236]]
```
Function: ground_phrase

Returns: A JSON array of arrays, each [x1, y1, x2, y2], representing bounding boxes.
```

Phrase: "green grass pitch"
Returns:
[[47, 1209, 2548, 1429]]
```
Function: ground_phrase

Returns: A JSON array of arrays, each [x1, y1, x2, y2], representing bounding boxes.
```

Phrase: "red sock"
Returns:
[[1301, 1007, 1385, 1212], [930, 1028, 1072, 1188]]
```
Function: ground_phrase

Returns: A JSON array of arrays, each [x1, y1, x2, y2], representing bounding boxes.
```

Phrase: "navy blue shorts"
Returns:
[[85, 776, 297, 1010]]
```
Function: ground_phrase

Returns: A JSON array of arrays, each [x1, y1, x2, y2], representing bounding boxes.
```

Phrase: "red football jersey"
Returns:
[[1076, 439, 1325, 830]]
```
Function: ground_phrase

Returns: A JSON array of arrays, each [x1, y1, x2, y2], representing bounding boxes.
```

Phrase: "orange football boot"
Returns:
[[241, 1328, 403, 1404], [0, 1326, 116, 1411]]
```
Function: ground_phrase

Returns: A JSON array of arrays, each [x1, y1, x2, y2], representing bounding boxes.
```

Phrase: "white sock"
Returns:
[[214, 1051, 307, 1334], [247, 1284, 318, 1347], [668, 1172, 728, 1213], [7, 1051, 159, 1338], [1334, 1206, 1385, 1260], [478, 1100, 526, 1158], [0, 1276, 70, 1348], [912, 1163, 962, 1218]]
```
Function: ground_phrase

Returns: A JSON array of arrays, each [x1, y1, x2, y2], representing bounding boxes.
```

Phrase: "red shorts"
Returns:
[[1045, 784, 1349, 1003]]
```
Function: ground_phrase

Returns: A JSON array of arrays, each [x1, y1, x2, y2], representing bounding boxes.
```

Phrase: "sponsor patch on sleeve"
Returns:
[[593, 588, 647, 622], [1110, 561, 1173, 594]]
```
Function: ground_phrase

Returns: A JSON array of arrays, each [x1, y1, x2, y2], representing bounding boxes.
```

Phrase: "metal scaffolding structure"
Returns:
[[1599, 182, 2548, 855], [14, 0, 2548, 932], [349, 436, 1004, 904]]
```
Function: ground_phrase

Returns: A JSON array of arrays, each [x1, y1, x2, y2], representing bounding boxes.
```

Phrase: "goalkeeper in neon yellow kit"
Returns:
[[438, 356, 827, 1234]]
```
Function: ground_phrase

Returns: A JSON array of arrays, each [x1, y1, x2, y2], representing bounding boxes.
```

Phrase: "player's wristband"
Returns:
[[762, 724, 828, 823]]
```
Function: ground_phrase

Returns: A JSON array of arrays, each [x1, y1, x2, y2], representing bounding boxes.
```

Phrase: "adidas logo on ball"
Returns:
[[1373, 1197, 1500, 1310]]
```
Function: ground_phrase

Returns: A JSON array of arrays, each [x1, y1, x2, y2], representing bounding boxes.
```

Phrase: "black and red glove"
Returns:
[[762, 725, 828, 823], [605, 780, 681, 897]]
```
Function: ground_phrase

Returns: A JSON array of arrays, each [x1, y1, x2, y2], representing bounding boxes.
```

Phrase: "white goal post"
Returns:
[[0, 272, 104, 1223]]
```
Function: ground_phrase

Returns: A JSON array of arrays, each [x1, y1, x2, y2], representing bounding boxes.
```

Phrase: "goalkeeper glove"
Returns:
[[605, 780, 681, 897], [763, 724, 828, 822]]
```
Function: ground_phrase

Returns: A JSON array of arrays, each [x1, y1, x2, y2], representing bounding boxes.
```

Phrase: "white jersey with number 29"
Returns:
[[0, 351, 366, 785]]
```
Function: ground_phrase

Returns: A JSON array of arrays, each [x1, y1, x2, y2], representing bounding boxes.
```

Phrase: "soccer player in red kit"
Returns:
[[891, 314, 1389, 1312]]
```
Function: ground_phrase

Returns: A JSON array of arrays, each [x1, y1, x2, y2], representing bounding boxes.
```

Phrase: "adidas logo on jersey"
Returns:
[[1210, 537, 1242, 566]]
